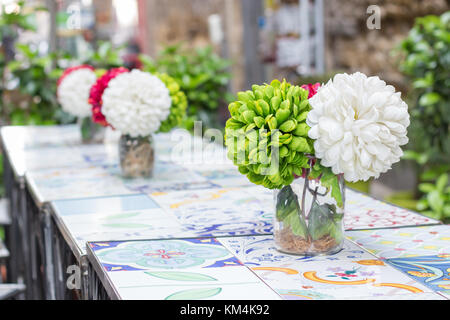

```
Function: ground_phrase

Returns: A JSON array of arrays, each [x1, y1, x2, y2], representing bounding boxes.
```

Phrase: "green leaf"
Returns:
[[427, 190, 444, 213], [293, 123, 310, 137], [308, 202, 341, 241], [145, 271, 217, 282], [419, 92, 442, 106], [279, 120, 296, 132], [165, 287, 222, 300], [418, 183, 436, 193], [436, 174, 448, 192]]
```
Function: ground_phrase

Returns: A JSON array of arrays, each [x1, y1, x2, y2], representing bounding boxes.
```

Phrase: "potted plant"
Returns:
[[225, 73, 410, 255], [57, 65, 104, 143], [89, 68, 187, 178]]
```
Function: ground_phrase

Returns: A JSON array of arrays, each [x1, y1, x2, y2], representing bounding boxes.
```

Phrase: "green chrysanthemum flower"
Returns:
[[156, 72, 188, 133], [225, 79, 314, 189]]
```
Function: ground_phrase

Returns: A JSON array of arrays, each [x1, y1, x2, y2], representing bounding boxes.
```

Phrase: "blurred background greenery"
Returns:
[[0, 0, 448, 223]]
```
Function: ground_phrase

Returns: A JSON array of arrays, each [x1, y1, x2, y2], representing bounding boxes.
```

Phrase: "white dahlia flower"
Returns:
[[101, 69, 172, 137], [57, 67, 97, 118], [307, 72, 410, 182]]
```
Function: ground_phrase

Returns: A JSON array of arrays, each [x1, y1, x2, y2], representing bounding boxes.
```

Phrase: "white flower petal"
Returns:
[[307, 72, 410, 181]]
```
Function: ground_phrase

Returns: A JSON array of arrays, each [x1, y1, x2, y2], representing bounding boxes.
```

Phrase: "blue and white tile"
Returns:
[[218, 236, 375, 266], [346, 225, 450, 259]]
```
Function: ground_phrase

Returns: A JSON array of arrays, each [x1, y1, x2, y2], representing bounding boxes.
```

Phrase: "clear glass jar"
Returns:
[[119, 134, 154, 178], [273, 172, 345, 256], [78, 117, 105, 144]]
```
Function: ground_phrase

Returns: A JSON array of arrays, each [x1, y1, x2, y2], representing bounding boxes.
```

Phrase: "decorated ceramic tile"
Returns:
[[116, 282, 281, 300], [117, 161, 217, 194], [218, 236, 375, 266], [52, 194, 160, 216], [346, 225, 450, 259], [150, 187, 273, 225], [193, 168, 254, 188], [107, 267, 281, 300], [252, 258, 432, 300], [386, 254, 450, 292], [26, 165, 137, 203], [1, 125, 80, 152], [438, 290, 450, 299], [90, 238, 243, 272], [334, 292, 446, 300], [344, 190, 440, 230]]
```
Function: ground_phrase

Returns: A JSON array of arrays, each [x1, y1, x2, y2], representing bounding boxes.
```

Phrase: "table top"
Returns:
[[86, 231, 450, 300], [2, 125, 448, 300]]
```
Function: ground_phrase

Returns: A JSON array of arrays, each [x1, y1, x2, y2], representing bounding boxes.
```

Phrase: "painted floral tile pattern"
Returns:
[[346, 225, 450, 259], [218, 235, 437, 300], [249, 254, 432, 300], [218, 236, 376, 266], [344, 190, 440, 230], [90, 238, 243, 271], [149, 186, 273, 236], [107, 267, 281, 300], [386, 254, 450, 292], [89, 238, 281, 300]]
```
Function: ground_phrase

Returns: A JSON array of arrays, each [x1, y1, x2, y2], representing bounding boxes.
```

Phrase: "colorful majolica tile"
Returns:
[[150, 187, 273, 225], [346, 225, 450, 259], [344, 190, 440, 230], [107, 267, 281, 300], [336, 292, 446, 300], [251, 258, 432, 300], [218, 235, 434, 300], [26, 165, 137, 203], [386, 254, 450, 292], [90, 238, 244, 272], [438, 290, 450, 299], [218, 236, 375, 266], [116, 282, 281, 300]]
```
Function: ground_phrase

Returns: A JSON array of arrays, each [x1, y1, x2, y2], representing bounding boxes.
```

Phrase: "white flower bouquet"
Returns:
[[89, 68, 187, 178]]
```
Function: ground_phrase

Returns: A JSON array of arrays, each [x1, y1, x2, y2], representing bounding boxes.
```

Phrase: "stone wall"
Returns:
[[324, 0, 449, 91]]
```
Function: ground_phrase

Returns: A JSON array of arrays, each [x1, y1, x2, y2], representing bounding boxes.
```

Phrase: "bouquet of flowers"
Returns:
[[57, 65, 97, 118], [89, 68, 187, 177], [225, 72, 410, 255], [57, 65, 105, 143]]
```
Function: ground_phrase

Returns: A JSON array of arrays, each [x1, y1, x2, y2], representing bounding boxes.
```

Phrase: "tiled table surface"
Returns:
[[2, 125, 449, 300]]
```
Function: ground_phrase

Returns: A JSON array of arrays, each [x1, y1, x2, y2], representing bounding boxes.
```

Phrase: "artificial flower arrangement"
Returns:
[[57, 65, 104, 143], [225, 72, 410, 255], [89, 68, 187, 178]]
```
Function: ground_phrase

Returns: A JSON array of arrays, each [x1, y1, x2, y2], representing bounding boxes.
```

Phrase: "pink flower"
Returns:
[[88, 67, 129, 127], [301, 83, 320, 98]]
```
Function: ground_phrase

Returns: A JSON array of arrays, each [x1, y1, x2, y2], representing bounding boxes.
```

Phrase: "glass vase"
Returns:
[[119, 134, 154, 178], [78, 117, 105, 144], [273, 171, 345, 256]]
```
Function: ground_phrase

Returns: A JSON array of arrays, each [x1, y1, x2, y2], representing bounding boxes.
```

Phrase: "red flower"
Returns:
[[301, 83, 321, 98], [88, 67, 129, 127], [57, 65, 94, 88]]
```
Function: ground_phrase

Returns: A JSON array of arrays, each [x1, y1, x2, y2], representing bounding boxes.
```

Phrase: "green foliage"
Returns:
[[6, 44, 63, 125], [156, 72, 188, 133], [416, 168, 450, 222], [80, 41, 124, 69], [397, 12, 450, 222], [309, 162, 343, 208], [225, 79, 314, 190], [398, 12, 450, 165], [140, 44, 232, 129], [0, 1, 38, 36]]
